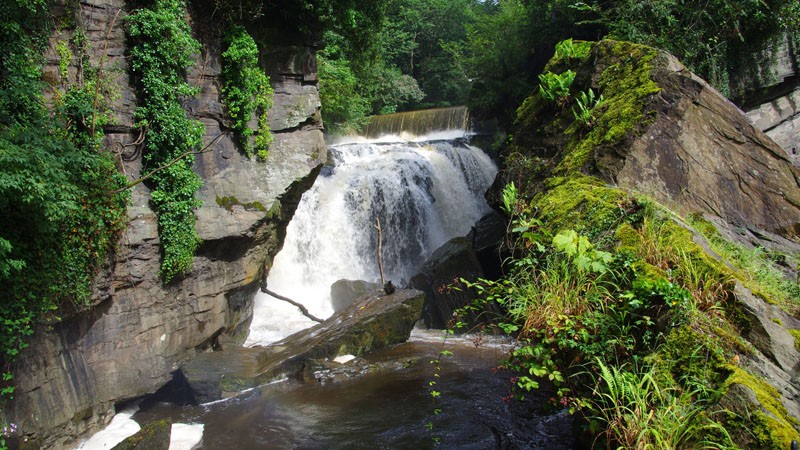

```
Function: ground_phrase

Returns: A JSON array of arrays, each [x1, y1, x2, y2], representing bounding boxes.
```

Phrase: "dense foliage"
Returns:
[[317, 0, 798, 131], [127, 0, 205, 282], [0, 0, 128, 420], [221, 25, 274, 160]]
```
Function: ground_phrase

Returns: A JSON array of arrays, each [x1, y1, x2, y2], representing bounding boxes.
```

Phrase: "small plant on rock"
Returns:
[[572, 88, 604, 128], [538, 70, 575, 108]]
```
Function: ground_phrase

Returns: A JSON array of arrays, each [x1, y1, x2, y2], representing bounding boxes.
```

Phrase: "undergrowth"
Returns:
[[456, 180, 797, 448], [686, 213, 800, 315]]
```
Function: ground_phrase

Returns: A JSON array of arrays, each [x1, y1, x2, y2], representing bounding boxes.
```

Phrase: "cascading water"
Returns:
[[361, 106, 470, 138], [246, 131, 497, 345]]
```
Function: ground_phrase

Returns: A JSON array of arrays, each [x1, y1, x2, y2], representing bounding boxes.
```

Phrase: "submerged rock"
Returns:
[[110, 419, 171, 450], [179, 289, 424, 403]]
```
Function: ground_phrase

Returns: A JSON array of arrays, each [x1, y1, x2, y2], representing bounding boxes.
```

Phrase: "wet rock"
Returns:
[[410, 237, 491, 329], [330, 279, 381, 313], [302, 356, 421, 385], [467, 211, 507, 280], [179, 289, 424, 403], [111, 419, 172, 450]]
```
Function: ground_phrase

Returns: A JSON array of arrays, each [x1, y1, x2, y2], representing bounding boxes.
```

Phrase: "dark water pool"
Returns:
[[133, 331, 576, 449]]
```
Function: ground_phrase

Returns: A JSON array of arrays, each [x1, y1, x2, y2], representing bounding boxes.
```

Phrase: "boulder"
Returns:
[[514, 40, 800, 242], [467, 211, 507, 280], [179, 289, 424, 403], [330, 279, 382, 312], [410, 237, 488, 329]]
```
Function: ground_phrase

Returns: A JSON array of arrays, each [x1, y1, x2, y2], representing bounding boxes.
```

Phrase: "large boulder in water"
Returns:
[[111, 419, 171, 450], [178, 289, 424, 403], [410, 237, 487, 329]]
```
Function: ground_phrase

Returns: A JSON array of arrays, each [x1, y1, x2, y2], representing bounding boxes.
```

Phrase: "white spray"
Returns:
[[246, 134, 497, 345]]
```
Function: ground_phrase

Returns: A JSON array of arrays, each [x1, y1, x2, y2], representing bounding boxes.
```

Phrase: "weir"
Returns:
[[246, 120, 497, 345], [360, 106, 470, 138]]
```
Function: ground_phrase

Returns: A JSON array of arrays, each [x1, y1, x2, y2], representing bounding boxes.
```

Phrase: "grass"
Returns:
[[590, 359, 735, 450], [687, 214, 799, 311]]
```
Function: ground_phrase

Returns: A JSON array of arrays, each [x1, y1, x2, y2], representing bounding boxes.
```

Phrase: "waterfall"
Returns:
[[361, 106, 470, 138], [246, 134, 497, 346]]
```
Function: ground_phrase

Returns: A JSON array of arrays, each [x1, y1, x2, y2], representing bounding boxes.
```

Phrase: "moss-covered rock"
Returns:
[[500, 38, 800, 446], [719, 367, 800, 449], [111, 419, 171, 450], [507, 39, 800, 241]]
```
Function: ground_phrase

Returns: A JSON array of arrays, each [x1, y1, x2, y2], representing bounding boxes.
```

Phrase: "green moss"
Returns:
[[648, 326, 730, 391], [216, 196, 267, 212], [723, 367, 800, 448], [790, 329, 800, 352], [555, 41, 661, 175], [531, 176, 628, 242]]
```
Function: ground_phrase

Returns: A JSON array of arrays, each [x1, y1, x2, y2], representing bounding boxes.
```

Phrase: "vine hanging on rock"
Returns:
[[127, 0, 205, 282], [221, 25, 274, 160]]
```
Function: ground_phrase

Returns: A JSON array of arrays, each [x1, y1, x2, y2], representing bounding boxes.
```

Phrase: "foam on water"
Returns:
[[74, 406, 140, 450]]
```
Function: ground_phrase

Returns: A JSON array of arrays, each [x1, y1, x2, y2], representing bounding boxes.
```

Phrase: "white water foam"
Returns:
[[74, 406, 140, 450], [245, 134, 497, 346], [329, 129, 473, 145], [169, 423, 204, 450]]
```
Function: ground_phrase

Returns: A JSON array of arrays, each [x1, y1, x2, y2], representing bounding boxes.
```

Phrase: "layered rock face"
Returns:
[[730, 32, 800, 156], [607, 53, 800, 241], [9, 0, 325, 448]]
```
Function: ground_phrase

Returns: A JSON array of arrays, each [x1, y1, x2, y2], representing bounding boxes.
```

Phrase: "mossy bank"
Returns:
[[481, 39, 800, 448]]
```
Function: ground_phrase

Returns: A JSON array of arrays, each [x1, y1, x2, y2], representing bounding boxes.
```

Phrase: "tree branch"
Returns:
[[261, 286, 324, 323], [107, 131, 227, 195]]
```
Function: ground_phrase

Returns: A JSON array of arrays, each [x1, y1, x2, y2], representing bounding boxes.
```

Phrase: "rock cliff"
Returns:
[[731, 32, 800, 158], [8, 0, 325, 448]]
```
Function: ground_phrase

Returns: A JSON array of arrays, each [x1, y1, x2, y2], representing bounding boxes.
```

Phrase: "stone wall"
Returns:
[[8, 1, 325, 448]]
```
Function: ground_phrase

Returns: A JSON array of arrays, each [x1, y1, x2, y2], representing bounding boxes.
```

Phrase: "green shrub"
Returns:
[[221, 25, 273, 159]]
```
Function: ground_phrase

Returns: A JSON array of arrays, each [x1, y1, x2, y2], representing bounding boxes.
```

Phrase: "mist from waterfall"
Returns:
[[246, 132, 497, 345]]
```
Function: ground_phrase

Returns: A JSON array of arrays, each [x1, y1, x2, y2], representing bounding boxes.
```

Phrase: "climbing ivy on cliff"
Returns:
[[0, 0, 128, 415], [127, 0, 205, 282], [221, 25, 273, 160]]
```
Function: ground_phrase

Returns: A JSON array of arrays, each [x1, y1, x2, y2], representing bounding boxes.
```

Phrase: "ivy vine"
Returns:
[[221, 25, 273, 159], [127, 0, 205, 282]]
